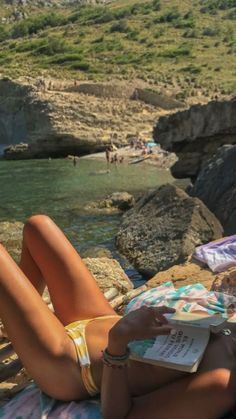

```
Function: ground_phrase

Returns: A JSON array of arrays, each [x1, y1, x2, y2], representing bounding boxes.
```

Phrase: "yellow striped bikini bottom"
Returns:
[[65, 314, 121, 396]]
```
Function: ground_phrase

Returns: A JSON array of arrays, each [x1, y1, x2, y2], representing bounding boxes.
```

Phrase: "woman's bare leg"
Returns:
[[19, 214, 115, 325], [128, 329, 236, 419], [128, 367, 236, 419], [19, 241, 45, 295], [0, 243, 87, 400], [0, 214, 116, 399]]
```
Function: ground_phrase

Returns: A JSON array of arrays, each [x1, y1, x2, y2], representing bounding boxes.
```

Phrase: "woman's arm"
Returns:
[[101, 330, 132, 419], [101, 306, 175, 419]]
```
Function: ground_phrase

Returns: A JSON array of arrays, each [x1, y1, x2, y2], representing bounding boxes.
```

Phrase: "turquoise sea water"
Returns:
[[0, 158, 174, 284]]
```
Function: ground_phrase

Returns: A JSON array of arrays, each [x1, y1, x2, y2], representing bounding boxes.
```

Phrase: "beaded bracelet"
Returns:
[[102, 347, 130, 368]]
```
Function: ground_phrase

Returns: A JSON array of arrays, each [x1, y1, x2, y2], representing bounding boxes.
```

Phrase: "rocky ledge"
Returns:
[[0, 78, 183, 160], [153, 97, 236, 180]]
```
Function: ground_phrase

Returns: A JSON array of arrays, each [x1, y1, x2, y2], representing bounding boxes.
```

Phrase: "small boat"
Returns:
[[129, 155, 150, 165]]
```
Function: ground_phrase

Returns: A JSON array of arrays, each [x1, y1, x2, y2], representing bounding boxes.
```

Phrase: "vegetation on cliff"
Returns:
[[0, 0, 235, 96]]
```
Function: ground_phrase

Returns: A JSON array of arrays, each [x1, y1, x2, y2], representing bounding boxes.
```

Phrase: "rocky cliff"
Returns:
[[189, 145, 236, 234], [153, 97, 236, 234], [0, 78, 180, 159], [153, 97, 236, 180]]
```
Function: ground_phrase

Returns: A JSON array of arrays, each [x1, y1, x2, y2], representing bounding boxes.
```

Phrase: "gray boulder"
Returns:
[[189, 145, 236, 234], [116, 184, 223, 277]]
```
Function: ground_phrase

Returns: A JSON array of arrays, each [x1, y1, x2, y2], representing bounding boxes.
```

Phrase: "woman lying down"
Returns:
[[0, 214, 236, 419]]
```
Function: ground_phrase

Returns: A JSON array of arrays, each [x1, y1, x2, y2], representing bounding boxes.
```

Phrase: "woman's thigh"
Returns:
[[0, 243, 87, 401], [23, 215, 115, 324], [128, 331, 236, 419], [128, 367, 236, 419]]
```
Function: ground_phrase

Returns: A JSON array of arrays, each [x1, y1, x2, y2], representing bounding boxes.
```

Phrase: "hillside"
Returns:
[[0, 0, 235, 99]]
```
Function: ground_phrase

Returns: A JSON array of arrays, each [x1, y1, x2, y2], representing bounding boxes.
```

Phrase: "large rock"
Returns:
[[153, 98, 236, 180], [116, 184, 223, 278], [189, 145, 236, 234]]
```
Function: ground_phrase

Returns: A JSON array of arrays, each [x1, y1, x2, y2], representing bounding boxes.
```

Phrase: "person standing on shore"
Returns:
[[105, 148, 111, 168]]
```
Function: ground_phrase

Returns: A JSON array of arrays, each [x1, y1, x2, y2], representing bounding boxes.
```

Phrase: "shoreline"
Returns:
[[81, 145, 177, 169]]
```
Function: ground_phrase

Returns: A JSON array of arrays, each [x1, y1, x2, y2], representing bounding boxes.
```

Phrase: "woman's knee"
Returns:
[[23, 214, 54, 237]]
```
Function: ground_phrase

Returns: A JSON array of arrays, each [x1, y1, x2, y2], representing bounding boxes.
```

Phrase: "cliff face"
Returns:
[[153, 97, 236, 234], [1, 78, 179, 159], [0, 80, 53, 147], [189, 145, 236, 234], [153, 98, 236, 180]]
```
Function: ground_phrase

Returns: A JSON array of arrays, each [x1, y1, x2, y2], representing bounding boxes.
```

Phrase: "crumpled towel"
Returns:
[[193, 235, 236, 272]]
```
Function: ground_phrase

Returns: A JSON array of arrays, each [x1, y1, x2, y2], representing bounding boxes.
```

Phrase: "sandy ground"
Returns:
[[80, 145, 177, 169]]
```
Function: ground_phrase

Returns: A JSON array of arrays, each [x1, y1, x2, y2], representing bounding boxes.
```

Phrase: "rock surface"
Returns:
[[153, 97, 236, 180], [147, 259, 216, 290], [84, 257, 133, 294], [0, 221, 24, 261], [116, 184, 223, 278], [189, 145, 236, 234], [211, 267, 236, 296], [85, 191, 135, 213], [0, 79, 179, 159]]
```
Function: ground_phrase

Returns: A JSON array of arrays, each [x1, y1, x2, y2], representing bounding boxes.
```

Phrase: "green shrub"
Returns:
[[109, 20, 130, 33], [223, 26, 234, 42], [15, 39, 44, 52], [152, 0, 161, 11], [0, 25, 9, 42], [159, 45, 192, 58], [92, 35, 104, 43], [200, 0, 236, 14], [126, 30, 139, 40], [93, 10, 115, 24], [0, 54, 12, 64], [50, 53, 83, 64], [112, 7, 132, 19], [174, 18, 195, 28], [181, 64, 202, 74], [35, 37, 68, 55], [69, 6, 111, 25], [129, 3, 152, 15], [112, 52, 143, 65], [11, 12, 66, 38], [69, 62, 90, 71], [224, 9, 236, 19], [153, 28, 165, 38], [202, 27, 221, 36], [158, 8, 181, 23], [183, 29, 199, 38]]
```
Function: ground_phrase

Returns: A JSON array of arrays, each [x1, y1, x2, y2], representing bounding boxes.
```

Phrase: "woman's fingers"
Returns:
[[154, 325, 173, 335], [152, 306, 176, 324]]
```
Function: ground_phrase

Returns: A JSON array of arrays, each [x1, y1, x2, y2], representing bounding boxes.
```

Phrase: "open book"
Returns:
[[129, 312, 228, 373]]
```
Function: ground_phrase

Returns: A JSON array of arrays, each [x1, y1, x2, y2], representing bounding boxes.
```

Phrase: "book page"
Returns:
[[165, 312, 227, 331], [142, 326, 209, 367]]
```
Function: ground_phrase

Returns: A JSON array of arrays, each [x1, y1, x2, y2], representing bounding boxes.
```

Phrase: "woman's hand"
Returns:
[[108, 306, 175, 355]]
